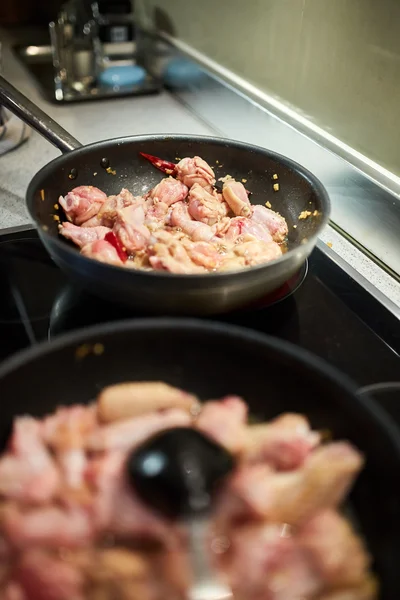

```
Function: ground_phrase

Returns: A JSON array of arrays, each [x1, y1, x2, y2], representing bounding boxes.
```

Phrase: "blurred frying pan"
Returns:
[[0, 319, 399, 597]]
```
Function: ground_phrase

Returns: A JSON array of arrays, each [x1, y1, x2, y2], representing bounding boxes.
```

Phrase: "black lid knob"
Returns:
[[126, 427, 235, 520]]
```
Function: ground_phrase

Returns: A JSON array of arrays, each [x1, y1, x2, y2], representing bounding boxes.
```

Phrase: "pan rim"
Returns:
[[27, 133, 331, 281], [0, 316, 399, 459]]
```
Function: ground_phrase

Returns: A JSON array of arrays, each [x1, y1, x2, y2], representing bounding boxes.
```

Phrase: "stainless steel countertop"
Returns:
[[0, 27, 399, 311]]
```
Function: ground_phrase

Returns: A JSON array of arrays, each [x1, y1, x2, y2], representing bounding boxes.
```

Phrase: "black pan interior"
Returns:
[[0, 319, 398, 598], [28, 135, 328, 255]]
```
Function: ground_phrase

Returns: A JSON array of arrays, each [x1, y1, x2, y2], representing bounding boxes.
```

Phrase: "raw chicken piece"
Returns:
[[222, 180, 251, 217], [297, 510, 371, 588], [217, 254, 247, 272], [0, 535, 11, 560], [196, 396, 248, 454], [113, 204, 150, 253], [149, 231, 206, 274], [224, 523, 322, 600], [58, 222, 111, 248], [251, 204, 288, 242], [0, 453, 60, 505], [15, 550, 85, 600], [216, 442, 363, 526], [59, 186, 107, 226], [86, 409, 191, 451], [223, 216, 273, 244], [97, 381, 199, 422], [86, 450, 174, 542], [42, 405, 98, 450], [188, 184, 229, 225], [3, 582, 26, 600], [170, 202, 216, 243], [94, 547, 150, 579], [79, 215, 104, 227], [183, 240, 224, 271], [144, 200, 171, 230], [148, 176, 188, 207], [316, 579, 378, 600], [3, 505, 94, 550], [81, 239, 123, 266], [77, 547, 158, 600], [0, 418, 60, 504], [9, 416, 44, 457], [155, 550, 192, 600], [57, 448, 88, 493], [232, 239, 282, 265], [175, 156, 216, 190], [244, 413, 320, 470], [97, 188, 139, 227], [110, 476, 176, 543], [274, 442, 364, 524]]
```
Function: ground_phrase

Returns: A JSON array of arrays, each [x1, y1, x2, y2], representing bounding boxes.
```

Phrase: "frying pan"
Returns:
[[0, 75, 330, 315], [0, 318, 399, 598]]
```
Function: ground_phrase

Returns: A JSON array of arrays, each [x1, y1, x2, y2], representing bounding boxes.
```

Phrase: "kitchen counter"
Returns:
[[0, 28, 213, 227], [1, 27, 399, 311]]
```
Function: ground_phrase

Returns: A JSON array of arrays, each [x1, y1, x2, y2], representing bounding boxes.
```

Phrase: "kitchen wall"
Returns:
[[136, 0, 400, 179]]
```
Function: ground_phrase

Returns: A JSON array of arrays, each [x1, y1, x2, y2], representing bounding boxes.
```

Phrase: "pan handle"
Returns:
[[0, 75, 82, 153]]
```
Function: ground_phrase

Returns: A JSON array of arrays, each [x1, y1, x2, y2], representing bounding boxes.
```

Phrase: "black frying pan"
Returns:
[[0, 75, 330, 315], [0, 318, 399, 598]]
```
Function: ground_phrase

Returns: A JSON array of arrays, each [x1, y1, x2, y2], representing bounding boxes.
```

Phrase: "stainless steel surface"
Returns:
[[13, 42, 161, 103], [151, 35, 400, 279], [0, 224, 36, 237], [316, 240, 400, 321], [0, 75, 82, 153]]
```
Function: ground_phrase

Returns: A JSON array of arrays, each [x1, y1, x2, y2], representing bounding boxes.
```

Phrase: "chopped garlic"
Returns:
[[218, 174, 234, 183], [273, 183, 280, 192], [265, 201, 272, 209], [299, 210, 312, 220], [93, 343, 105, 356], [272, 174, 278, 180]]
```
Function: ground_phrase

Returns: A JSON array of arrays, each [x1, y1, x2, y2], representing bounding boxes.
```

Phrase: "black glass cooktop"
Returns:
[[0, 227, 399, 395]]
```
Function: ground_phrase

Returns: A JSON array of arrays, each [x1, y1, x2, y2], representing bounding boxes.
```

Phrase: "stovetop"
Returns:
[[1, 227, 399, 396]]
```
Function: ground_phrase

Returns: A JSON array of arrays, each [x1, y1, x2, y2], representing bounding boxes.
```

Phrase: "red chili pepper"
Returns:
[[140, 152, 177, 175], [105, 232, 128, 263]]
